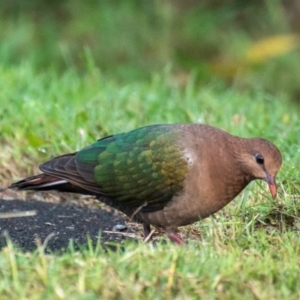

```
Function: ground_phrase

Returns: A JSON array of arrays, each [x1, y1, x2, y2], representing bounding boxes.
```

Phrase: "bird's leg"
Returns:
[[167, 231, 186, 245], [143, 222, 152, 242]]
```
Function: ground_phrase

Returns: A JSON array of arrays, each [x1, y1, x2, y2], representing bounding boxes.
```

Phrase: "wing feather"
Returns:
[[40, 125, 189, 212]]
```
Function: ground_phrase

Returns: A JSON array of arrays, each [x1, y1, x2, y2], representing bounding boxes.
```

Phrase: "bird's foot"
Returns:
[[143, 223, 154, 242], [167, 231, 186, 245]]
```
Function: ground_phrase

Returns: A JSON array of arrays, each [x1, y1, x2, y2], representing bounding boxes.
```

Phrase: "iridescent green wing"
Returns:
[[76, 125, 188, 212]]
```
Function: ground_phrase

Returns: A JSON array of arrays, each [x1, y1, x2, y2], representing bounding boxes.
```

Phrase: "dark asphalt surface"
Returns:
[[0, 199, 138, 252]]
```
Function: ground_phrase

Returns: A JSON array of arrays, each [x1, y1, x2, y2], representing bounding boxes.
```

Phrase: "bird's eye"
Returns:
[[255, 153, 264, 165]]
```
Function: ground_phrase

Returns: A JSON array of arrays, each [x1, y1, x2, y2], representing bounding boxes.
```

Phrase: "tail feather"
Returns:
[[10, 173, 139, 220], [9, 174, 96, 195]]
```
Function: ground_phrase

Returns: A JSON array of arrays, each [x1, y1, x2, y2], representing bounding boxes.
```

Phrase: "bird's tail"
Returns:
[[9, 174, 67, 190], [9, 174, 95, 195]]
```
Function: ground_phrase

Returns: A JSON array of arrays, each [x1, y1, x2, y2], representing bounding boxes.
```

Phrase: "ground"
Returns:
[[0, 198, 141, 252]]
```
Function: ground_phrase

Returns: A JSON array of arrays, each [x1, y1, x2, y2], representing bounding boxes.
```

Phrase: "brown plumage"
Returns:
[[9, 124, 282, 244]]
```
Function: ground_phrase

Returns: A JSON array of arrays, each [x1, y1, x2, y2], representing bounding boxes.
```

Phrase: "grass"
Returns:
[[1, 233, 300, 299], [1, 62, 300, 299], [1, 1, 300, 299]]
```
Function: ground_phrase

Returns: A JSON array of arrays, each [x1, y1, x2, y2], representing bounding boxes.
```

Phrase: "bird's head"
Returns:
[[240, 138, 282, 198]]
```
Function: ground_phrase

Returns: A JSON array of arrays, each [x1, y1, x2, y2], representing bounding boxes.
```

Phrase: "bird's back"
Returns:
[[40, 124, 192, 216]]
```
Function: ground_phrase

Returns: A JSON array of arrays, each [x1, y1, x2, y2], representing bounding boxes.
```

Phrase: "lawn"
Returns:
[[1, 63, 300, 299], [1, 1, 300, 299]]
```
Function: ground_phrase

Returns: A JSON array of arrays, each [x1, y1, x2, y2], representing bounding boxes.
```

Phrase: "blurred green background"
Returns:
[[1, 0, 300, 100]]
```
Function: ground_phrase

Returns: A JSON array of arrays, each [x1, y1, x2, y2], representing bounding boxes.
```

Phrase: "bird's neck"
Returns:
[[213, 137, 253, 205]]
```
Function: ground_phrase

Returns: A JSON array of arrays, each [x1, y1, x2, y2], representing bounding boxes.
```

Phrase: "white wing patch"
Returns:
[[183, 150, 194, 166], [34, 179, 68, 189]]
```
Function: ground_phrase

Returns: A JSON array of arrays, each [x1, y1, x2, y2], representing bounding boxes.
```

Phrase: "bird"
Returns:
[[9, 124, 282, 244]]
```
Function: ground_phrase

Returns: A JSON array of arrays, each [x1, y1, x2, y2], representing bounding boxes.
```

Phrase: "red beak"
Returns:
[[265, 174, 277, 199]]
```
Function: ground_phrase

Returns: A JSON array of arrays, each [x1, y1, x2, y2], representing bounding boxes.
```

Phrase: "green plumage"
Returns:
[[76, 125, 188, 211]]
